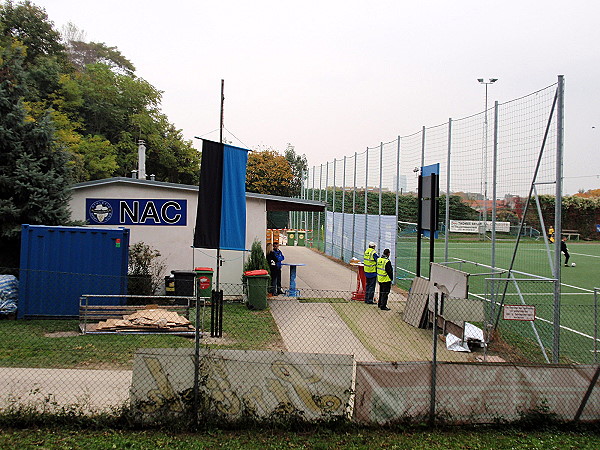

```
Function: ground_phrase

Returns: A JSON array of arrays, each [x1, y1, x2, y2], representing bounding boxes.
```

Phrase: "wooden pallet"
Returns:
[[79, 303, 193, 335]]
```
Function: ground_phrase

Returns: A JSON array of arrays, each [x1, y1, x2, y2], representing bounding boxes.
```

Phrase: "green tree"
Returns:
[[0, 0, 65, 66], [1, 0, 200, 190], [0, 41, 71, 268], [284, 143, 308, 197]]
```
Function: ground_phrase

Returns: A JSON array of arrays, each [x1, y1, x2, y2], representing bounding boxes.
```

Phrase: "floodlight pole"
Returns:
[[478, 78, 498, 240]]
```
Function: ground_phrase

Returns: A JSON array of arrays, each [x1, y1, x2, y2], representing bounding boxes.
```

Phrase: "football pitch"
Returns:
[[396, 238, 600, 363]]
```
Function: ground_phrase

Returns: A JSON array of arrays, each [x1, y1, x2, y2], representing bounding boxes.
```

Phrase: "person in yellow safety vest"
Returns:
[[376, 248, 393, 311], [363, 242, 379, 304]]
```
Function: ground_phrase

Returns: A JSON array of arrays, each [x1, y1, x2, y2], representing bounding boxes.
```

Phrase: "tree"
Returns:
[[0, 41, 71, 268], [1, 0, 200, 191], [246, 149, 294, 196], [0, 0, 65, 66], [284, 143, 308, 197], [574, 188, 600, 198]]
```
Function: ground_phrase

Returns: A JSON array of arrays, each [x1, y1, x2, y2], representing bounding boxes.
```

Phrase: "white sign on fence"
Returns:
[[450, 220, 510, 233], [503, 304, 536, 321]]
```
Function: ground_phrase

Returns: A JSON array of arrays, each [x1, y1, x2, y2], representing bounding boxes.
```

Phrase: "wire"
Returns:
[[564, 174, 600, 179], [193, 129, 220, 139], [223, 127, 250, 149]]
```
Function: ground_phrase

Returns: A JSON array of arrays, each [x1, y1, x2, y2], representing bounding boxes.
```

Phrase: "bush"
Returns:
[[242, 240, 270, 280], [128, 241, 166, 296]]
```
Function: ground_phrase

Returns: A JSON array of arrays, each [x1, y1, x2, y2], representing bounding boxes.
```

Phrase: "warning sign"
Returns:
[[503, 305, 536, 321]]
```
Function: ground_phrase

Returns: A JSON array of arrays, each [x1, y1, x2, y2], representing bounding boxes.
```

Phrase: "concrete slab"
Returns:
[[0, 367, 131, 412], [269, 298, 375, 361]]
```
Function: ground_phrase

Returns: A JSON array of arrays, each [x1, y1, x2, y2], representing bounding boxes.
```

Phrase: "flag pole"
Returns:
[[216, 79, 225, 292]]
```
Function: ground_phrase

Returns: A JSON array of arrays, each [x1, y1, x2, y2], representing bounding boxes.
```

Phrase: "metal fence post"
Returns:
[[332, 159, 337, 256], [325, 162, 329, 254], [445, 119, 451, 262], [492, 102, 498, 269], [341, 156, 346, 260], [395, 137, 400, 280], [595, 288, 599, 363], [318, 164, 323, 251], [429, 292, 439, 426], [364, 147, 369, 251], [352, 152, 357, 259], [553, 75, 565, 363], [421, 125, 426, 168], [378, 142, 383, 248]]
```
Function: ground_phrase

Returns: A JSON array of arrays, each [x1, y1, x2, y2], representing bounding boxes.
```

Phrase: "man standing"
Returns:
[[267, 242, 285, 295], [561, 236, 570, 267], [377, 248, 393, 311], [363, 242, 378, 304]]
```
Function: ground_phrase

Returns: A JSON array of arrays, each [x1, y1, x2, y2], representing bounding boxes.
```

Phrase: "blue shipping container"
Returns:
[[18, 225, 130, 318]]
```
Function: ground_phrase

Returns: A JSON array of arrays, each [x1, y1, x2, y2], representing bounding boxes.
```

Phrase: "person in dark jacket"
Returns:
[[376, 248, 393, 311], [267, 242, 285, 295], [561, 236, 570, 266]]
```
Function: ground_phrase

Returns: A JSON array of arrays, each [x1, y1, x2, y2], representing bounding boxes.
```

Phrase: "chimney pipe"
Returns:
[[137, 140, 146, 180]]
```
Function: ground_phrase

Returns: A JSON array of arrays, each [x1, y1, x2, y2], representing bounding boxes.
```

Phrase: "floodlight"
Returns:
[[477, 78, 484, 83], [489, 78, 498, 83]]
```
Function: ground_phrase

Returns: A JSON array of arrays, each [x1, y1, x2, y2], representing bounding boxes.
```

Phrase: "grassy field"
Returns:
[[1, 427, 600, 449], [0, 303, 282, 369], [397, 237, 600, 363]]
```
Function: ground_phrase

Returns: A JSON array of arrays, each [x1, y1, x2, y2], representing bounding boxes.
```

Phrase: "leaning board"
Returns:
[[404, 277, 430, 328]]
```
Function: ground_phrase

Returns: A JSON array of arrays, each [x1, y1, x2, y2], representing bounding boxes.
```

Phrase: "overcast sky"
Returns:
[[29, 0, 600, 194]]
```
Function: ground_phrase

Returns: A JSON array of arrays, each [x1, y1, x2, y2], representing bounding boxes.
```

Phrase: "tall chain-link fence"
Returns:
[[1, 266, 599, 425], [297, 78, 579, 365]]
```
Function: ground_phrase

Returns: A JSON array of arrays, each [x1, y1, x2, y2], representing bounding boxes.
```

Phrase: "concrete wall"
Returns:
[[69, 180, 267, 286]]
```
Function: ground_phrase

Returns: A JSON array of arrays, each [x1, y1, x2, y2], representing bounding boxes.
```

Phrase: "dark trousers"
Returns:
[[270, 267, 282, 294], [365, 276, 377, 303], [378, 281, 391, 309], [563, 250, 570, 265]]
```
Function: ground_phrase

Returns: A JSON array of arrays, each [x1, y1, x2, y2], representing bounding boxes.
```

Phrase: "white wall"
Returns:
[[69, 180, 268, 285]]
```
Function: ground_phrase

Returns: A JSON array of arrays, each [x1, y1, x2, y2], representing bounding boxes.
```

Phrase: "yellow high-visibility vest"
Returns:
[[363, 248, 376, 273], [377, 257, 391, 283]]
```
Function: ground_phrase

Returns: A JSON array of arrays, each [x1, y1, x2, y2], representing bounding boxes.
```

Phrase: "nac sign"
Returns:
[[86, 199, 187, 226]]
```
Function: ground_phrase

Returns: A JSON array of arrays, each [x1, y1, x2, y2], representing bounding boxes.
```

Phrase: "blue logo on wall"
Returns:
[[86, 199, 187, 226], [89, 200, 113, 223]]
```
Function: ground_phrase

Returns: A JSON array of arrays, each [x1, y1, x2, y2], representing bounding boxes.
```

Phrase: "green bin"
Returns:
[[297, 231, 306, 246], [194, 267, 214, 300], [244, 269, 270, 310], [287, 230, 296, 246]]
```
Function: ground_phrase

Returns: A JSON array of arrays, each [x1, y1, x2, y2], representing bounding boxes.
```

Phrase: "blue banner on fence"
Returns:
[[86, 199, 187, 225]]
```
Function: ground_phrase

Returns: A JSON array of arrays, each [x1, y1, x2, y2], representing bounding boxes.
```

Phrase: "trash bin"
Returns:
[[287, 230, 296, 246], [165, 276, 175, 296], [194, 267, 213, 300], [297, 231, 306, 246], [171, 270, 196, 298], [244, 269, 270, 310]]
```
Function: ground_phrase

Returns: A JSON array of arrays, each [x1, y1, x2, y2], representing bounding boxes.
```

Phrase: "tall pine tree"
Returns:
[[0, 41, 71, 268]]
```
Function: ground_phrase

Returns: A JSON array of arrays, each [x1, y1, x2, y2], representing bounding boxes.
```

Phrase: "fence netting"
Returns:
[[1, 268, 599, 425]]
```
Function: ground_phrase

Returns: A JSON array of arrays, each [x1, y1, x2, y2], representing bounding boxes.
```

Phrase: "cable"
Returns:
[[223, 126, 250, 149]]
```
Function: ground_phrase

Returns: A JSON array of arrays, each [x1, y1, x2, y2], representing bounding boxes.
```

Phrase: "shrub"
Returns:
[[128, 241, 167, 296]]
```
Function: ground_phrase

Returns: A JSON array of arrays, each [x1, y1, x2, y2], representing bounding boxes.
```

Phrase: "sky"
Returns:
[[27, 0, 600, 194]]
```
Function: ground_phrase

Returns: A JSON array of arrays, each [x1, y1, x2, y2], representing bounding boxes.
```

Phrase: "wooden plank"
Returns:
[[404, 277, 430, 328]]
